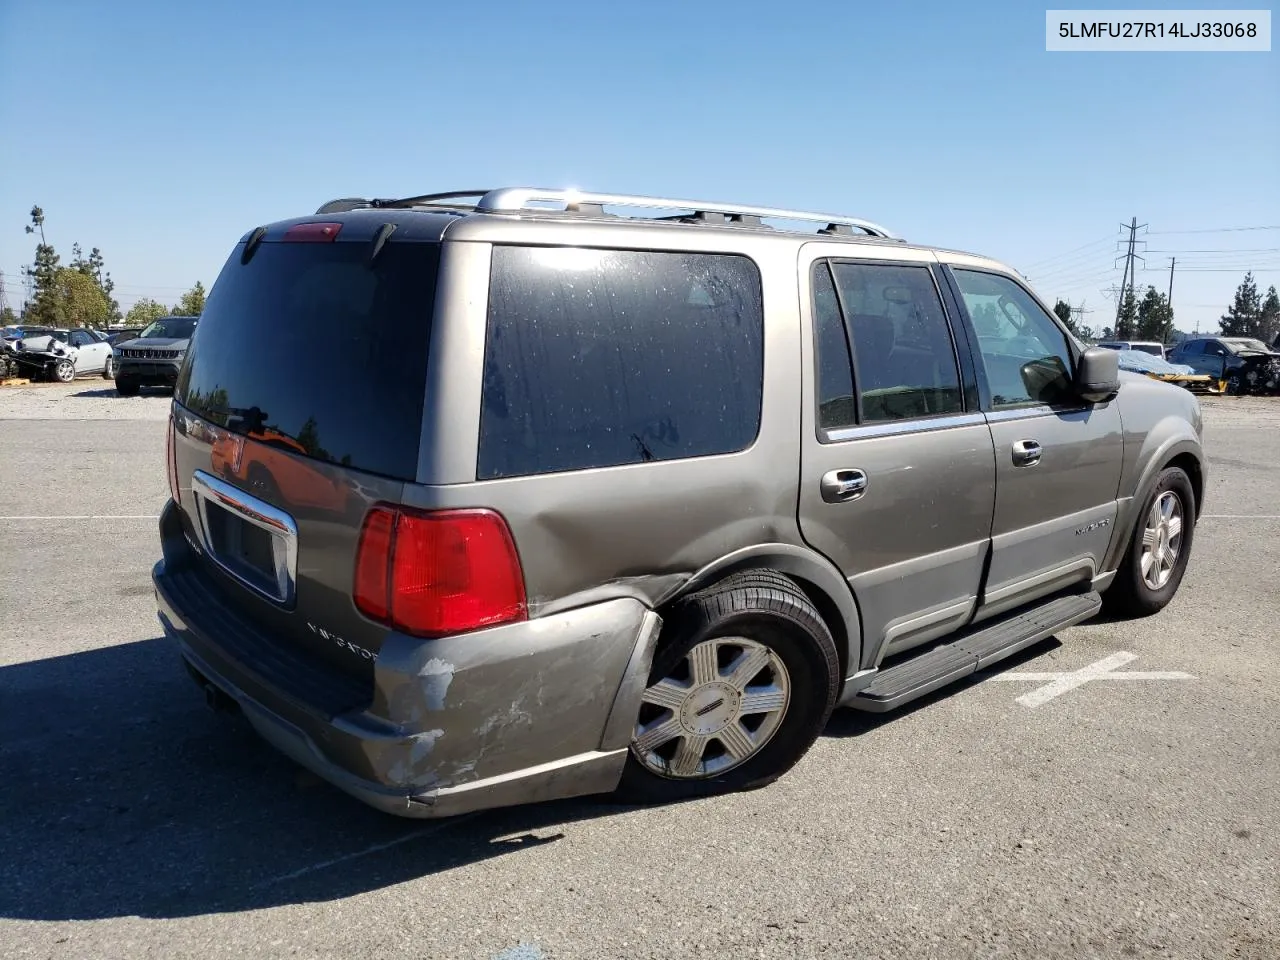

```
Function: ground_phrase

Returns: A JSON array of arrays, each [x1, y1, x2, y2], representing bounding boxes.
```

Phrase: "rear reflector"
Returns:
[[282, 222, 343, 242], [354, 506, 526, 638]]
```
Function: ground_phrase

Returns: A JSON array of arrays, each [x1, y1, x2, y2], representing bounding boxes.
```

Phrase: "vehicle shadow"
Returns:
[[0, 637, 645, 922], [2, 632, 1069, 922], [71, 386, 170, 398]]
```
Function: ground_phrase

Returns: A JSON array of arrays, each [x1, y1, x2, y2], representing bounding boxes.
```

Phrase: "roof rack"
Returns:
[[315, 187, 900, 240]]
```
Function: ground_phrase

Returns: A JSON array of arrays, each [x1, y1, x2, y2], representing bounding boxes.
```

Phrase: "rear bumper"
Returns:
[[153, 505, 661, 818]]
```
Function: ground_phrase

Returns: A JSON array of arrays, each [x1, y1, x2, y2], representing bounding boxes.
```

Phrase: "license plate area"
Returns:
[[190, 470, 298, 607]]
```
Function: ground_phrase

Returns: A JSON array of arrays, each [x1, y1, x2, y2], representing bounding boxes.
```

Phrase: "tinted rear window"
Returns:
[[176, 239, 439, 481], [478, 245, 764, 479]]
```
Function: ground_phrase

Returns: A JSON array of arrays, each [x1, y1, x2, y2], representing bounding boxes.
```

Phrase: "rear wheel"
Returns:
[[1104, 466, 1196, 618], [616, 571, 840, 804]]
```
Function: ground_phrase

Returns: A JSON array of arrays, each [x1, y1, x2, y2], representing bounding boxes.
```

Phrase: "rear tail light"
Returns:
[[283, 221, 343, 242], [354, 506, 527, 638], [166, 414, 179, 503]]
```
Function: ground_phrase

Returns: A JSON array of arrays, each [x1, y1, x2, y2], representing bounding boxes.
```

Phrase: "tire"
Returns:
[[115, 379, 139, 397], [54, 359, 75, 383], [102, 355, 115, 380], [1104, 466, 1196, 618], [615, 570, 840, 805], [1225, 372, 1243, 396]]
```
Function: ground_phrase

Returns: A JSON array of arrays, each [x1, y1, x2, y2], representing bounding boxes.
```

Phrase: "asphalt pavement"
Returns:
[[1, 384, 1277, 960]]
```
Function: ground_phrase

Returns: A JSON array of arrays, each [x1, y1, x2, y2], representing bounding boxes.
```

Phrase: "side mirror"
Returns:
[[1075, 346, 1121, 403]]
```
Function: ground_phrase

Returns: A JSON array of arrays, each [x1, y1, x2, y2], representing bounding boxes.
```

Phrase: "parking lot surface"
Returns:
[[2, 383, 1277, 960]]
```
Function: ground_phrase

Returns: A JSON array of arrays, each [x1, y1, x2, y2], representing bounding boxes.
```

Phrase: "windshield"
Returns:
[[139, 318, 198, 340], [1224, 338, 1270, 353]]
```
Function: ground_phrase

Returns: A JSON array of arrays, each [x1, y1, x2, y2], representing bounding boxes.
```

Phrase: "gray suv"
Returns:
[[153, 188, 1205, 818], [114, 315, 199, 395]]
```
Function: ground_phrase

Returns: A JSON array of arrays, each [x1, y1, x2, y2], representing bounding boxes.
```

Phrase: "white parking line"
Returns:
[[985, 651, 1196, 708], [253, 811, 482, 888], [0, 514, 160, 520]]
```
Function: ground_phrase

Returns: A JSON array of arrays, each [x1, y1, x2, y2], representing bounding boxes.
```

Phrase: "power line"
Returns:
[[1019, 234, 1118, 270], [1146, 225, 1280, 235]]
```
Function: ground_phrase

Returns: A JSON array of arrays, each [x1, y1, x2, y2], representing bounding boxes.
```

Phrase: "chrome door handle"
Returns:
[[820, 468, 868, 503], [1012, 439, 1042, 467]]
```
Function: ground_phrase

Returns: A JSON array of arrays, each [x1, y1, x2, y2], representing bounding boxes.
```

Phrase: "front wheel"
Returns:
[[616, 571, 840, 805], [1104, 466, 1196, 618], [54, 359, 75, 383], [115, 379, 139, 397], [1225, 372, 1244, 396]]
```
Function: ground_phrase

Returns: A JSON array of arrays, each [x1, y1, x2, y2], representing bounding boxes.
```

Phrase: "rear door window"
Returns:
[[478, 246, 764, 479], [827, 261, 964, 423], [176, 240, 439, 482]]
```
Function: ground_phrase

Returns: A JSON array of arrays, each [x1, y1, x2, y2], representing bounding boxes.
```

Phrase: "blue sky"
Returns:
[[1, 0, 1276, 334]]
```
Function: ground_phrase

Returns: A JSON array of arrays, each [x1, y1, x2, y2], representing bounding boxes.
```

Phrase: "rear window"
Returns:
[[176, 239, 439, 482], [478, 245, 764, 479]]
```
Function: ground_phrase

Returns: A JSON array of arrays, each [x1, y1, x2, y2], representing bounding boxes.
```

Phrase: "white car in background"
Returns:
[[1095, 340, 1167, 360], [12, 327, 116, 381]]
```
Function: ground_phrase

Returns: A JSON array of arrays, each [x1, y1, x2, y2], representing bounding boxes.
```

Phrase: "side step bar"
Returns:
[[851, 592, 1102, 713]]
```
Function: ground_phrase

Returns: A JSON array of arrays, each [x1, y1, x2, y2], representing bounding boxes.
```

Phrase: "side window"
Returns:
[[828, 261, 963, 423], [68, 330, 87, 347], [952, 269, 1074, 409], [479, 246, 764, 479], [812, 262, 856, 430], [1184, 340, 1204, 356]]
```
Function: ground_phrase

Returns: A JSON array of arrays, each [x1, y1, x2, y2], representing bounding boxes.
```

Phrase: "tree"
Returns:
[[125, 298, 172, 327], [1259, 285, 1280, 344], [172, 281, 207, 316], [45, 268, 112, 330], [21, 205, 121, 325], [23, 206, 62, 325], [1052, 299, 1080, 336], [1136, 286, 1174, 342], [1220, 272, 1262, 337], [1, 305, 17, 325], [1115, 288, 1138, 340]]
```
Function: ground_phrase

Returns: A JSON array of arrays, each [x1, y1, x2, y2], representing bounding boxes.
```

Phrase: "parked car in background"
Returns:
[[1095, 340, 1167, 359], [153, 185, 1205, 821], [113, 315, 199, 396], [8, 327, 116, 381], [1167, 336, 1280, 395]]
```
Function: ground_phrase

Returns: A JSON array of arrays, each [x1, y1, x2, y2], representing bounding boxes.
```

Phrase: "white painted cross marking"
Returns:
[[984, 651, 1195, 708]]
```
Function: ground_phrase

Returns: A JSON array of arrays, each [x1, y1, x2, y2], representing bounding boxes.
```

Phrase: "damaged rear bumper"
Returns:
[[154, 548, 661, 818]]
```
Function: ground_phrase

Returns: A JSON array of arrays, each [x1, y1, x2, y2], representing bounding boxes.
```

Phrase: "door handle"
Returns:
[[1012, 439, 1042, 467], [820, 469, 868, 503]]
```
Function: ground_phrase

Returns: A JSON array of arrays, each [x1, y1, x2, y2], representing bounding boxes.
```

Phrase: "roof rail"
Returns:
[[315, 187, 900, 240], [474, 188, 899, 239]]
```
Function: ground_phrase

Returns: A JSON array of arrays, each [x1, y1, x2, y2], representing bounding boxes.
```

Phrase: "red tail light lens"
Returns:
[[354, 507, 395, 622], [166, 414, 179, 503], [353, 506, 526, 637], [283, 221, 343, 242]]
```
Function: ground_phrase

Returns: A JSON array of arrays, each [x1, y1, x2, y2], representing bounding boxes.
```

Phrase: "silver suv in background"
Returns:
[[153, 188, 1205, 819]]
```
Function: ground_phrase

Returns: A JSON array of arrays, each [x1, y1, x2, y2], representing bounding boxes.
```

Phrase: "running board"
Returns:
[[851, 592, 1102, 713]]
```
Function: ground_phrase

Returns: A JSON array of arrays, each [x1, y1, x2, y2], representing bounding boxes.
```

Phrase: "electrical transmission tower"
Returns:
[[1113, 217, 1147, 336]]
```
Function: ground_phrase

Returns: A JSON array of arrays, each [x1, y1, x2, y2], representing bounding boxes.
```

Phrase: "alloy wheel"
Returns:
[[632, 636, 791, 779]]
